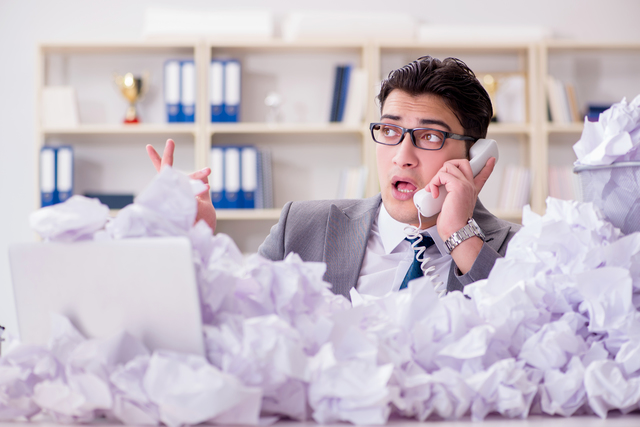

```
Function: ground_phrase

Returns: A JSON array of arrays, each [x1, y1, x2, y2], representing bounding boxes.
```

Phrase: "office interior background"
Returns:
[[2, 0, 640, 336]]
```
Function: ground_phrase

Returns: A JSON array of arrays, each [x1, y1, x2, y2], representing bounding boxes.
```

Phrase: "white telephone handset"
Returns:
[[413, 138, 499, 218]]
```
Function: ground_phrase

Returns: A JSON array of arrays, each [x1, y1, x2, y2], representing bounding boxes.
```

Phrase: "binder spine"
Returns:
[[180, 60, 196, 123], [241, 146, 258, 209], [210, 60, 224, 122], [330, 66, 345, 122], [223, 60, 241, 122], [210, 146, 225, 209], [223, 147, 241, 208], [337, 65, 351, 122], [56, 146, 73, 203], [40, 147, 56, 207], [164, 60, 181, 122]]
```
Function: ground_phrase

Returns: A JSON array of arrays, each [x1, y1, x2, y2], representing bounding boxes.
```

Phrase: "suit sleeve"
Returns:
[[452, 224, 520, 288], [257, 201, 293, 261]]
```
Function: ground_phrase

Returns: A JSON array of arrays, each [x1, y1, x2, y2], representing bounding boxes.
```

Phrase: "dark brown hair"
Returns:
[[377, 56, 493, 144]]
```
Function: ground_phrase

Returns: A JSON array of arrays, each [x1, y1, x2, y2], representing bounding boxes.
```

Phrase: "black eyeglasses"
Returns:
[[370, 123, 476, 151]]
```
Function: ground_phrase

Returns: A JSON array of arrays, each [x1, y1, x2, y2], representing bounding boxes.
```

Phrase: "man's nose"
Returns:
[[393, 133, 418, 168]]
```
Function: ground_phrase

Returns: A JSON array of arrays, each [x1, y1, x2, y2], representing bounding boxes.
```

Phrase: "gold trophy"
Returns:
[[480, 73, 498, 122], [114, 72, 149, 123]]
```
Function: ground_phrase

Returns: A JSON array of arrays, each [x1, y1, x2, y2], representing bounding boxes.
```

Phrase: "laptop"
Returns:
[[8, 236, 205, 356]]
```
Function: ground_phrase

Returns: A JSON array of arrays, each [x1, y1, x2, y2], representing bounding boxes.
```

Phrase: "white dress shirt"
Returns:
[[356, 204, 452, 297]]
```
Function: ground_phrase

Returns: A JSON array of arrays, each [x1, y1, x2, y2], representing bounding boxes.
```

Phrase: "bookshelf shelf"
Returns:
[[492, 209, 524, 221], [486, 123, 532, 135], [43, 123, 198, 135], [546, 123, 585, 134], [209, 122, 365, 135], [215, 208, 282, 220], [108, 208, 282, 221]]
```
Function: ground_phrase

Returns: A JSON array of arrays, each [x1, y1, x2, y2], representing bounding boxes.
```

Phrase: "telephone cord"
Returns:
[[403, 224, 446, 297]]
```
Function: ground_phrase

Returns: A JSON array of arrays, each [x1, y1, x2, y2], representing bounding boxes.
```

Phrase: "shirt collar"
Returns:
[[378, 203, 449, 255]]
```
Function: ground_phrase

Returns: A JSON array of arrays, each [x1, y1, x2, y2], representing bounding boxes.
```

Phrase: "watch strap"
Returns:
[[444, 218, 485, 254]]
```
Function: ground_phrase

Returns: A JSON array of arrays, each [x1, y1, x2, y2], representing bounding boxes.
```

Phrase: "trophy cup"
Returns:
[[114, 72, 149, 123], [480, 73, 499, 122]]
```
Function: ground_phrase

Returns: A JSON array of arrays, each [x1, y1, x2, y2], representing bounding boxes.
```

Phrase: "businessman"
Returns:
[[147, 56, 521, 299]]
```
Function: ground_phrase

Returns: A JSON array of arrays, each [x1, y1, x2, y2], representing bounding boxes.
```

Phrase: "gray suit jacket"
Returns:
[[258, 195, 521, 299]]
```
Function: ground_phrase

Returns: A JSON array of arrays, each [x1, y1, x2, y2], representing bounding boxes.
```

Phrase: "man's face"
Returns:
[[376, 90, 468, 227]]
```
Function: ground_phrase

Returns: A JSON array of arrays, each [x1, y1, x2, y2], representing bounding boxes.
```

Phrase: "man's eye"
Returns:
[[420, 131, 443, 142], [382, 126, 399, 136]]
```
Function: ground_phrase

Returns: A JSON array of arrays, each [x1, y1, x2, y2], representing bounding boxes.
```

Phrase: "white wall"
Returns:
[[2, 0, 640, 336]]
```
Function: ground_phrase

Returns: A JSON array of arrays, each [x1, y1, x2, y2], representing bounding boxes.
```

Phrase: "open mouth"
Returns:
[[393, 180, 418, 194]]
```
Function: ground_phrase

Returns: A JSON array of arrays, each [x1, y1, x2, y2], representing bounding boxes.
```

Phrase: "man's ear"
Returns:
[[466, 140, 474, 160]]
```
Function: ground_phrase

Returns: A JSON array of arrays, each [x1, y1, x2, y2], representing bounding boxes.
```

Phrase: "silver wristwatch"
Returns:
[[444, 218, 485, 254]]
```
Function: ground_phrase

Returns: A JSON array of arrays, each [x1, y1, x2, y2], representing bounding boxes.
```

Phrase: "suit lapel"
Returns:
[[323, 196, 380, 299]]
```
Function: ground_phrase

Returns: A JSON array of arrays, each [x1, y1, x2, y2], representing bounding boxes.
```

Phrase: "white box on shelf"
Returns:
[[41, 86, 79, 128], [143, 8, 274, 39], [282, 12, 415, 41], [417, 25, 552, 43]]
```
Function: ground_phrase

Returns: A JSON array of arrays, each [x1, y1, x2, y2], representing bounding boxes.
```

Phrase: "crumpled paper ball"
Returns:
[[29, 195, 109, 242], [574, 94, 640, 166]]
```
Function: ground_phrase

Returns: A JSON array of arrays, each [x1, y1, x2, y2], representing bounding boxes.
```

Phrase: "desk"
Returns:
[[1, 413, 640, 427]]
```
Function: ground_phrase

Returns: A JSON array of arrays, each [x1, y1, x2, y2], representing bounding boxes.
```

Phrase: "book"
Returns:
[[210, 60, 225, 122], [223, 147, 241, 208], [210, 147, 225, 209], [547, 76, 569, 124], [164, 60, 181, 122], [336, 65, 351, 122], [40, 147, 56, 207], [547, 76, 583, 124], [498, 165, 531, 211], [240, 146, 258, 209], [180, 60, 196, 122], [342, 68, 368, 125], [565, 83, 581, 122], [337, 166, 368, 199], [223, 60, 241, 122], [260, 148, 274, 209], [330, 66, 345, 122], [56, 146, 74, 203], [84, 193, 134, 209], [548, 165, 577, 200]]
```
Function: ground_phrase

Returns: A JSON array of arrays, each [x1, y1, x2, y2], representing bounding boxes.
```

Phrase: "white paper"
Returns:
[[574, 94, 640, 165]]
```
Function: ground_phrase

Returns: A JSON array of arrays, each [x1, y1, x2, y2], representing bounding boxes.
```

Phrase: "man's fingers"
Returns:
[[146, 144, 162, 172], [161, 139, 175, 168], [473, 157, 496, 190], [189, 167, 211, 183], [196, 185, 212, 199]]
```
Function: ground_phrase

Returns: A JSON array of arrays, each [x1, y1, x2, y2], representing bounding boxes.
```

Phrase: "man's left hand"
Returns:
[[426, 157, 496, 273]]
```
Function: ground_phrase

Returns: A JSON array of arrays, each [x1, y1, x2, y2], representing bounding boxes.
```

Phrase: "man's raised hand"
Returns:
[[146, 139, 217, 232]]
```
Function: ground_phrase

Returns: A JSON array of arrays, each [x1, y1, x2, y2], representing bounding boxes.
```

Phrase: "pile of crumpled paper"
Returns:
[[2, 165, 640, 425]]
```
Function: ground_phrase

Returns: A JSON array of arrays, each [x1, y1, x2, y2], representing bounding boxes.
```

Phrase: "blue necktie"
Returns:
[[399, 235, 435, 290]]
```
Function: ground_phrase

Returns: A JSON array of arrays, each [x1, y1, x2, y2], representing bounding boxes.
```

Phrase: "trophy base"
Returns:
[[124, 104, 140, 124]]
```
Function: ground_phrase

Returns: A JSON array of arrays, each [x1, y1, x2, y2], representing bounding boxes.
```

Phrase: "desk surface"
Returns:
[[1, 413, 640, 427]]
